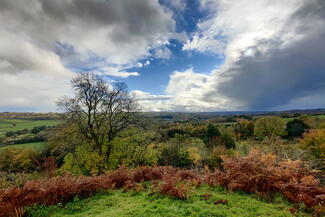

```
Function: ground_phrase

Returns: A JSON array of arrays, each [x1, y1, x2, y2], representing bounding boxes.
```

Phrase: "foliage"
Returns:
[[159, 143, 193, 168], [58, 72, 139, 164], [254, 116, 286, 140], [205, 150, 325, 212], [0, 148, 40, 172], [109, 128, 159, 169], [300, 129, 325, 159], [0, 166, 196, 216], [204, 124, 221, 148], [187, 147, 202, 166], [206, 146, 235, 169], [1, 150, 324, 217], [286, 119, 309, 138], [60, 127, 160, 174], [0, 172, 40, 189], [61, 145, 105, 176], [234, 119, 254, 141], [219, 127, 236, 149], [46, 123, 86, 166], [158, 136, 207, 168]]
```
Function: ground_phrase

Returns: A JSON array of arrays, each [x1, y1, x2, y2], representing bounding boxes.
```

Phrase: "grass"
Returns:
[[27, 185, 309, 217], [0, 141, 47, 151], [313, 114, 325, 119], [0, 119, 61, 136]]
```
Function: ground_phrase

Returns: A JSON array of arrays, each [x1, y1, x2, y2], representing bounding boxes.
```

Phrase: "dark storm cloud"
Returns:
[[0, 0, 175, 66], [40, 0, 174, 43], [213, 0, 325, 110]]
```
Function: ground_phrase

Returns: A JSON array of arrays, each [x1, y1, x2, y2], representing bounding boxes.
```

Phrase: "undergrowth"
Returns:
[[0, 150, 324, 216]]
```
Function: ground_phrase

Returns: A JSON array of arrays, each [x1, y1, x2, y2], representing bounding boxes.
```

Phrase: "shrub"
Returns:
[[0, 172, 40, 190], [61, 145, 105, 175], [157, 175, 190, 200], [206, 146, 235, 169], [109, 128, 159, 169], [220, 132, 236, 149], [159, 143, 194, 168], [300, 129, 325, 159], [205, 149, 325, 210], [0, 166, 198, 216], [1, 156, 324, 216], [0, 148, 40, 172]]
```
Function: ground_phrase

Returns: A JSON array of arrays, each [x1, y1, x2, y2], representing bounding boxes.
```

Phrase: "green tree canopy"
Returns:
[[286, 119, 309, 138], [254, 116, 285, 140]]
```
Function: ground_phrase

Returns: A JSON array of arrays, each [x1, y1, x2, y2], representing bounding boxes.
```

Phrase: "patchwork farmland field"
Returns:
[[0, 119, 61, 136]]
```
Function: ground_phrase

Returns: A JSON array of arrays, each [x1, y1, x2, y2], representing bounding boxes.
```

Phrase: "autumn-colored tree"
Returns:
[[300, 129, 325, 159], [234, 119, 254, 141]]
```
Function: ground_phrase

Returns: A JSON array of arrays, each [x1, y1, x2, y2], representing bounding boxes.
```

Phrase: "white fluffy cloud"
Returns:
[[133, 68, 234, 112], [175, 0, 325, 111], [0, 0, 177, 111]]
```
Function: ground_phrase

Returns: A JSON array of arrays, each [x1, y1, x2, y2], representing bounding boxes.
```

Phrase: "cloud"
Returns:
[[0, 0, 177, 111], [131, 90, 172, 112], [134, 68, 232, 112], [153, 46, 172, 59], [95, 66, 140, 78], [0, 0, 176, 65], [183, 34, 225, 55], [169, 0, 187, 11], [180, 0, 325, 111]]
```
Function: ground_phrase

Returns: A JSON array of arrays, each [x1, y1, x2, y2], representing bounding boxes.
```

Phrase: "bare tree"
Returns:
[[58, 72, 139, 162]]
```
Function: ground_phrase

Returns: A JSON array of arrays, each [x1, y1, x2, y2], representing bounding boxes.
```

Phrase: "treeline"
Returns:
[[0, 112, 61, 120]]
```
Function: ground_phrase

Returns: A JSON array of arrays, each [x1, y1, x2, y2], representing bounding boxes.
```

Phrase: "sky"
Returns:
[[0, 0, 324, 112]]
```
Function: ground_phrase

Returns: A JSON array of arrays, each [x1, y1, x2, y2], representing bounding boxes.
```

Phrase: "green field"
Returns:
[[313, 114, 325, 119], [0, 142, 47, 151], [28, 186, 308, 217], [0, 119, 61, 136]]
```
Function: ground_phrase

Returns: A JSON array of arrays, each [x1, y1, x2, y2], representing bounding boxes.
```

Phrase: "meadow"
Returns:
[[28, 186, 307, 217], [0, 119, 61, 136]]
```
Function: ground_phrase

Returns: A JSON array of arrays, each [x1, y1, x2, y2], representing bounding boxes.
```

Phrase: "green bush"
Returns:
[[109, 128, 159, 169], [158, 141, 193, 168], [0, 172, 40, 189], [0, 147, 40, 172], [61, 145, 104, 176]]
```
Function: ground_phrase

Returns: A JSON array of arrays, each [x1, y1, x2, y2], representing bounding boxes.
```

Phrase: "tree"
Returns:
[[58, 72, 139, 164], [254, 116, 285, 140], [286, 119, 309, 138], [234, 119, 254, 141], [205, 124, 221, 148]]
